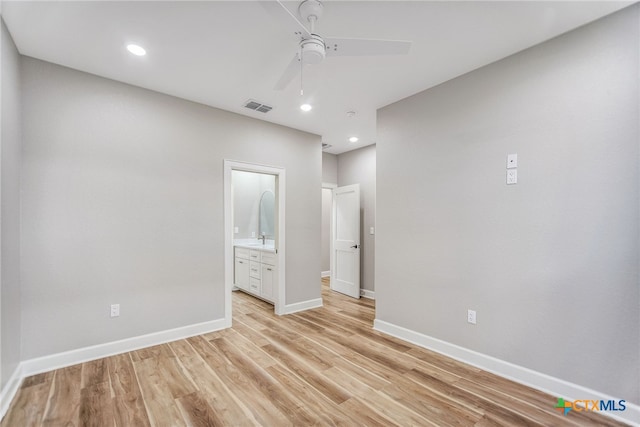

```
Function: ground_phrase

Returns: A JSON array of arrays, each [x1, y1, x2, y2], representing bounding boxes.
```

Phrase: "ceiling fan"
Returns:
[[265, 0, 412, 91]]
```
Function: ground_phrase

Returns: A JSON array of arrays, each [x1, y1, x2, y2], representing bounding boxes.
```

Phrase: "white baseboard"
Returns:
[[0, 363, 23, 420], [21, 318, 227, 378], [321, 271, 330, 278], [360, 289, 375, 299], [283, 298, 323, 315], [1, 318, 227, 421], [373, 319, 639, 426]]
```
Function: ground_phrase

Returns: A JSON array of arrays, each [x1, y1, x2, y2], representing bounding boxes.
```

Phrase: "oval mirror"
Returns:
[[258, 190, 275, 239]]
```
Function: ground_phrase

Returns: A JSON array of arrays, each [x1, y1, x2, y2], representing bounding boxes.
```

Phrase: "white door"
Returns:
[[331, 184, 360, 298]]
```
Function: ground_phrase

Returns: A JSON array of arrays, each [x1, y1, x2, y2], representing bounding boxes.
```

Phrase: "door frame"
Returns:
[[224, 160, 287, 324]]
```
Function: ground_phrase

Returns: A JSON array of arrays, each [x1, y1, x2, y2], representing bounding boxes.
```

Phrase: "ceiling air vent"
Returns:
[[322, 143, 332, 150], [243, 99, 273, 113]]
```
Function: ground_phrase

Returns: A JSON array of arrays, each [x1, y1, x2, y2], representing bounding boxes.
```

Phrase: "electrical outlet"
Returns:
[[110, 304, 120, 318], [506, 169, 517, 185], [467, 309, 476, 325]]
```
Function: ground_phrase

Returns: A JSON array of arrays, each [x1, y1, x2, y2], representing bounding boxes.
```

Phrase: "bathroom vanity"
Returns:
[[234, 243, 277, 304]]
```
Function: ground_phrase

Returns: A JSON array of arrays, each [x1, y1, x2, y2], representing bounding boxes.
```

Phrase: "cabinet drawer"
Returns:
[[250, 277, 261, 293], [249, 261, 261, 279], [235, 247, 250, 260], [261, 252, 277, 266], [249, 250, 261, 261]]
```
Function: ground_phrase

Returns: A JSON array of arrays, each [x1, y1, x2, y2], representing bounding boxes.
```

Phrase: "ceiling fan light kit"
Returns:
[[300, 35, 326, 64]]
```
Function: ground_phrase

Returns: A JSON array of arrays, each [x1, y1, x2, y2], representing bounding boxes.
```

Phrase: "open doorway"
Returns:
[[321, 183, 336, 279], [224, 160, 286, 325]]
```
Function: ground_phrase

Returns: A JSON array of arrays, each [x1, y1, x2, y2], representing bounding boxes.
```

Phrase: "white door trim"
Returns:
[[224, 160, 286, 322]]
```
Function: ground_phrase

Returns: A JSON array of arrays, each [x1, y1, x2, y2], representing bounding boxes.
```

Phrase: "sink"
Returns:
[[235, 241, 275, 252]]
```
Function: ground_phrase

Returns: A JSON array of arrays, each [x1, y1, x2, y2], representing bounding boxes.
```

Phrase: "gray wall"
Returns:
[[377, 5, 639, 404], [20, 57, 321, 359], [1, 18, 22, 390], [322, 152, 337, 185], [338, 145, 376, 293]]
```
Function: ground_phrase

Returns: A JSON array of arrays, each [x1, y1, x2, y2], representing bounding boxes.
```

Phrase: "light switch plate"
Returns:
[[507, 169, 518, 185], [507, 153, 518, 169], [370, 227, 375, 235]]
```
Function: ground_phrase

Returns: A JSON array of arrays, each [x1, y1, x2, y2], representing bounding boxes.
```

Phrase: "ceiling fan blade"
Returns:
[[260, 0, 311, 38], [274, 52, 301, 90], [324, 38, 412, 57]]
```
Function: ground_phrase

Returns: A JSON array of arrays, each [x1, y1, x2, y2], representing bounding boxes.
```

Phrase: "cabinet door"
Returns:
[[261, 264, 275, 301], [235, 257, 250, 290]]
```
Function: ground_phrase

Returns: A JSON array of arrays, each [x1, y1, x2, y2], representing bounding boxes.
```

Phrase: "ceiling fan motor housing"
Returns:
[[300, 34, 326, 64]]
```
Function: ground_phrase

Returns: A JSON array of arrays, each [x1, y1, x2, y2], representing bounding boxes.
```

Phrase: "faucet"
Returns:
[[259, 233, 266, 245]]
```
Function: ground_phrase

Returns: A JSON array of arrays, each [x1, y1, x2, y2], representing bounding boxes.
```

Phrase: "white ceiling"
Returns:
[[2, 1, 632, 154]]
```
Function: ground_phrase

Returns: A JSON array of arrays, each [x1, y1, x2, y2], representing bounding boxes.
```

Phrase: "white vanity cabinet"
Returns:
[[260, 252, 277, 301], [234, 245, 277, 303], [234, 248, 250, 290]]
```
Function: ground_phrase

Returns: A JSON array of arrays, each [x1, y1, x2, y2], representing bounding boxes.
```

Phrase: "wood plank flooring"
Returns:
[[2, 279, 629, 426]]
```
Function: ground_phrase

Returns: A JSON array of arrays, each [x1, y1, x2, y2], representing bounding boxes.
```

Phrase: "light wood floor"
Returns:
[[2, 279, 629, 426]]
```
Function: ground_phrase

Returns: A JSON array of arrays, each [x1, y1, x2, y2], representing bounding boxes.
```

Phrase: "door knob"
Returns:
[[351, 244, 359, 249]]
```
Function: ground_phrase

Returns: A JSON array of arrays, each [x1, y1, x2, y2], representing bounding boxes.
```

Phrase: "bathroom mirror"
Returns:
[[258, 189, 275, 239]]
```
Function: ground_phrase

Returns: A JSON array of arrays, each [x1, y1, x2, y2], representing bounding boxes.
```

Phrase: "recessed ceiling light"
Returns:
[[300, 103, 312, 112], [349, 136, 359, 143], [126, 44, 146, 56]]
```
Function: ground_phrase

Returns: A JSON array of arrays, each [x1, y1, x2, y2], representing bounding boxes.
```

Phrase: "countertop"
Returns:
[[234, 240, 276, 253]]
